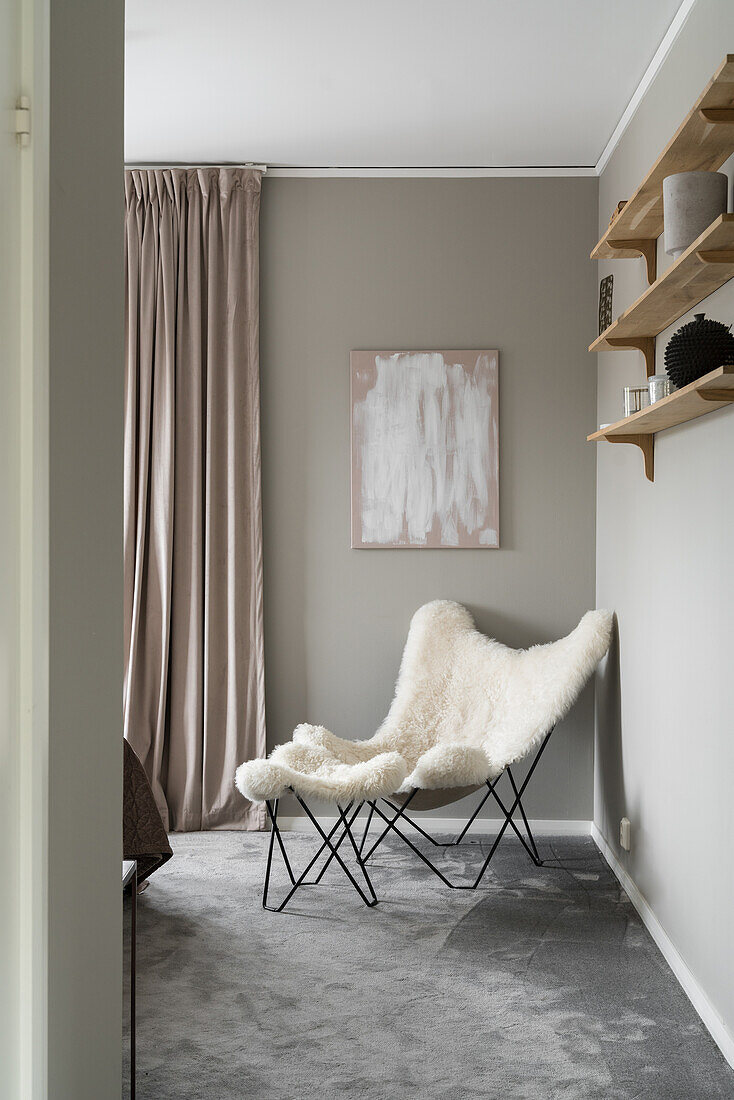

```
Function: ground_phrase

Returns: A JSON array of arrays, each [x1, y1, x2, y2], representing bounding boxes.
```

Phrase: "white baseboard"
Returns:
[[279, 815, 591, 836], [591, 823, 734, 1070]]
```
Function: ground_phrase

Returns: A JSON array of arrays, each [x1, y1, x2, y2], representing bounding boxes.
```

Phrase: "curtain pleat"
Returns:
[[124, 167, 266, 831]]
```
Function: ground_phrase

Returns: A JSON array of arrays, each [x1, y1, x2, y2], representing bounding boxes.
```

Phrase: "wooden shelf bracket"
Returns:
[[606, 336, 656, 377], [696, 249, 734, 264], [698, 108, 734, 124], [607, 238, 657, 284], [697, 388, 734, 403], [604, 433, 655, 481], [589, 368, 734, 481]]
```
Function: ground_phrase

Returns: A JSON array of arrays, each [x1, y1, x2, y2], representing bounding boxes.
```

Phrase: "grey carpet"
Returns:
[[123, 830, 734, 1099]]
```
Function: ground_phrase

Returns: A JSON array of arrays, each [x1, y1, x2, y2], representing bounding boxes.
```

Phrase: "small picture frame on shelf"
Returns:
[[598, 274, 613, 334]]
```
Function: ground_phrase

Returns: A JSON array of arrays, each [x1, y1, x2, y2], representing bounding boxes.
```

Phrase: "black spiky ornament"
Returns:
[[664, 313, 734, 389]]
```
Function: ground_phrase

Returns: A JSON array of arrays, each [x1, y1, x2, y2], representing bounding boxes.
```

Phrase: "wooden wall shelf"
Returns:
[[590, 214, 734, 371], [591, 56, 734, 274], [588, 366, 734, 480]]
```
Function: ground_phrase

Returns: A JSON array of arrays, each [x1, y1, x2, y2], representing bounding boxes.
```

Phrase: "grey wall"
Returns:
[[260, 176, 599, 821], [595, 0, 734, 1050], [47, 0, 124, 1095]]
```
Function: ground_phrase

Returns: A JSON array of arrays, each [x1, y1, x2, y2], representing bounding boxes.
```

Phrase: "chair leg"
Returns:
[[388, 772, 541, 863], [359, 727, 555, 888], [367, 799, 459, 888], [308, 802, 367, 884], [336, 802, 377, 905], [268, 798, 296, 884], [358, 802, 375, 857], [506, 766, 542, 864], [261, 796, 377, 912], [379, 798, 445, 847], [376, 786, 492, 848], [262, 798, 281, 909], [468, 730, 554, 888], [296, 796, 378, 907], [485, 782, 542, 866], [379, 781, 501, 849], [452, 785, 494, 845], [368, 797, 494, 890], [362, 788, 419, 863]]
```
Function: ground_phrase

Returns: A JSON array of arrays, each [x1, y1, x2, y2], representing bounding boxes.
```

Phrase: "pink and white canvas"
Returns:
[[351, 350, 499, 549]]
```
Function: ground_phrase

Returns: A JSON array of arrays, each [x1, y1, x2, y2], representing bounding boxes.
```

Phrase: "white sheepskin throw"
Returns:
[[235, 601, 613, 805]]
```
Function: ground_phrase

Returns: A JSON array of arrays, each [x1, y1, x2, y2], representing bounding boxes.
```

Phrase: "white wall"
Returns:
[[595, 0, 734, 1059]]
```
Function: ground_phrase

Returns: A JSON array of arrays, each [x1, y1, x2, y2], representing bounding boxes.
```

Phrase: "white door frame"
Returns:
[[5, 1, 125, 1096], [18, 0, 50, 1092]]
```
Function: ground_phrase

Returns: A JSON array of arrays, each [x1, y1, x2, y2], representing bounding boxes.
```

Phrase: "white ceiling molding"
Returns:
[[125, 163, 268, 172], [594, 0, 698, 175], [266, 167, 598, 178]]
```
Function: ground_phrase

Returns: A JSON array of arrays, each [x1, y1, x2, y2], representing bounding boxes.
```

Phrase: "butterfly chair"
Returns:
[[235, 601, 612, 911]]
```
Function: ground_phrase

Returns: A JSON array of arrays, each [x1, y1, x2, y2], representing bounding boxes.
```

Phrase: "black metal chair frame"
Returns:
[[357, 726, 555, 890], [260, 726, 554, 908], [262, 793, 378, 912]]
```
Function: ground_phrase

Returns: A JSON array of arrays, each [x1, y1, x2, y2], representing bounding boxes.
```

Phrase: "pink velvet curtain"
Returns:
[[123, 167, 266, 831]]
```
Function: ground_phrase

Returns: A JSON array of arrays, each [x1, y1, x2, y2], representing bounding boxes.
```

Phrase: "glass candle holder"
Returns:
[[623, 386, 650, 418], [648, 374, 672, 404]]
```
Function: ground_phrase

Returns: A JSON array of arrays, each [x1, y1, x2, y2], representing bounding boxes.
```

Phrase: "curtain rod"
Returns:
[[125, 163, 267, 173]]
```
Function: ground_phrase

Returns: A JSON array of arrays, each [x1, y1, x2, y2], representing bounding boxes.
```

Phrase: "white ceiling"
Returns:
[[125, 0, 684, 169]]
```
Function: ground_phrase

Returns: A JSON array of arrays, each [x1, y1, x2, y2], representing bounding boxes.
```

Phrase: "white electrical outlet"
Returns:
[[620, 817, 631, 851]]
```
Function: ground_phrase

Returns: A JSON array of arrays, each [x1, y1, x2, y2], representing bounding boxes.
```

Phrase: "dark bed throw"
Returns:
[[124, 740, 173, 883]]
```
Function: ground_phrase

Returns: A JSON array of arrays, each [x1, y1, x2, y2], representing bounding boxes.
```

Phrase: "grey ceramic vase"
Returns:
[[663, 171, 728, 259]]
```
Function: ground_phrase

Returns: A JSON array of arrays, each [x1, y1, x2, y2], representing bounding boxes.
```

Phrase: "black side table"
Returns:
[[122, 859, 137, 1100]]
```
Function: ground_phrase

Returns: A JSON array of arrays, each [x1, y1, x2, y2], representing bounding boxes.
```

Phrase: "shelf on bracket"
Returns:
[[588, 366, 734, 481], [591, 215, 734, 377], [591, 57, 734, 262]]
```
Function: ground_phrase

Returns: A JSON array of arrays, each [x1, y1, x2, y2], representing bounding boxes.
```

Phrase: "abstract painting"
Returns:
[[351, 350, 499, 548]]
